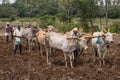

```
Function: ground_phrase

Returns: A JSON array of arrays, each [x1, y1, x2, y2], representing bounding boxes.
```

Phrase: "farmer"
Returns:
[[72, 27, 79, 36], [71, 27, 80, 58], [5, 22, 11, 43], [13, 25, 23, 54]]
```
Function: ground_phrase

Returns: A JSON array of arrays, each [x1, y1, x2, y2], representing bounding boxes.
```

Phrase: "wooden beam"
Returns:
[[66, 37, 79, 40]]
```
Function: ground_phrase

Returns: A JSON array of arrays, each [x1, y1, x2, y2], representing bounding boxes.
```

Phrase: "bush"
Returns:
[[56, 13, 68, 22], [0, 21, 5, 30], [110, 21, 120, 33], [9, 15, 16, 21], [38, 15, 56, 28]]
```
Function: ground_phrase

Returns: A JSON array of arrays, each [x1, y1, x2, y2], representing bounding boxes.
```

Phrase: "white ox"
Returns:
[[91, 31, 113, 66], [46, 32, 88, 68], [22, 27, 36, 52]]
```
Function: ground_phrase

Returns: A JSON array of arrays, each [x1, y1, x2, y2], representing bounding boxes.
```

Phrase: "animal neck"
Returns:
[[68, 39, 78, 47]]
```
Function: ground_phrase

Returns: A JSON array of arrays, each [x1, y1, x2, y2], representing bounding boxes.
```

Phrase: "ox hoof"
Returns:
[[71, 66, 73, 68], [97, 68, 103, 72], [93, 59, 96, 62], [47, 62, 52, 65], [65, 65, 68, 69], [65, 66, 68, 69]]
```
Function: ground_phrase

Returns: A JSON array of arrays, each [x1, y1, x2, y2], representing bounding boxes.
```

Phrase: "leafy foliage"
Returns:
[[0, 0, 119, 33], [0, 4, 18, 18], [110, 21, 120, 33]]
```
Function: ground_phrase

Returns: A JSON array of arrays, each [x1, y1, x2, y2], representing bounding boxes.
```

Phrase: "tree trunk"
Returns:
[[89, 18, 93, 28], [105, 0, 108, 30]]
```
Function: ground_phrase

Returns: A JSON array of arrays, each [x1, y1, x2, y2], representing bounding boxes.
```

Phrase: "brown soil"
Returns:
[[0, 35, 120, 80]]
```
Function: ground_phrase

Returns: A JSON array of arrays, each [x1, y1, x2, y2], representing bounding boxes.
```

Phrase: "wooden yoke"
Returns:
[[84, 35, 102, 39], [66, 36, 79, 40], [66, 35, 102, 40]]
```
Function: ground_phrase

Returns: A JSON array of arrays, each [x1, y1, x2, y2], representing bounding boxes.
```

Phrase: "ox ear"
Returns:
[[78, 28, 83, 34]]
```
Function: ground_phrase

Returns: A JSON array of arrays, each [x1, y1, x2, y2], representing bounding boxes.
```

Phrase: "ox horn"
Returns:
[[101, 25, 104, 32], [79, 28, 83, 33], [79, 33, 86, 38], [108, 27, 110, 32], [103, 27, 107, 33]]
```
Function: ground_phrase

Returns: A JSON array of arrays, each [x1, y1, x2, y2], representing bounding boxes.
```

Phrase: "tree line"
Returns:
[[0, 0, 120, 33], [0, 0, 120, 19]]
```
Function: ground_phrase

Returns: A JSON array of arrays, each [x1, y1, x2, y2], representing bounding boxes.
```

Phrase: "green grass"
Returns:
[[0, 18, 120, 33]]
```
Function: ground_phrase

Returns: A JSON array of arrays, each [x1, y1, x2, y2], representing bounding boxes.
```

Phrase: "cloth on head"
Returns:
[[6, 22, 10, 24], [73, 27, 78, 31], [70, 27, 78, 35]]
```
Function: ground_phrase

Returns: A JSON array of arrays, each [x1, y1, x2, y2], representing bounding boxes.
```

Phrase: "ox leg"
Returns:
[[97, 49, 102, 67], [94, 48, 98, 62], [99, 57, 102, 67], [32, 39, 36, 48], [28, 40, 31, 52], [30, 41, 32, 51], [49, 47, 52, 57], [46, 48, 49, 65], [40, 44, 43, 57], [102, 58, 104, 66], [69, 53, 73, 68], [37, 42, 40, 53], [95, 48, 98, 56], [99, 58, 102, 67], [72, 52, 75, 61], [32, 40, 35, 50], [98, 55, 102, 67], [30, 40, 33, 52], [46, 46, 51, 65], [101, 50, 107, 66], [64, 52, 68, 68]]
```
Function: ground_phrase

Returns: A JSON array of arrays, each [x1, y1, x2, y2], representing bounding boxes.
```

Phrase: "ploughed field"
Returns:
[[0, 34, 120, 80]]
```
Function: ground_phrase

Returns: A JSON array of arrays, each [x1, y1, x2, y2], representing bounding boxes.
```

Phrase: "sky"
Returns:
[[0, 0, 16, 4]]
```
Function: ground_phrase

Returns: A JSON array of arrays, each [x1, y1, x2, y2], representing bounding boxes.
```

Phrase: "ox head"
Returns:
[[47, 25, 54, 32], [101, 32, 113, 48], [105, 32, 113, 43], [78, 36, 88, 50], [102, 27, 113, 48], [101, 27, 113, 43]]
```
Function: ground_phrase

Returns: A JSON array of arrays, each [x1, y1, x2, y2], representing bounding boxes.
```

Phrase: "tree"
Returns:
[[38, 0, 59, 16], [0, 4, 18, 18], [72, 0, 98, 28], [2, 0, 10, 4], [108, 5, 120, 18], [105, 0, 108, 28], [57, 0, 74, 22], [12, 2, 26, 17]]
